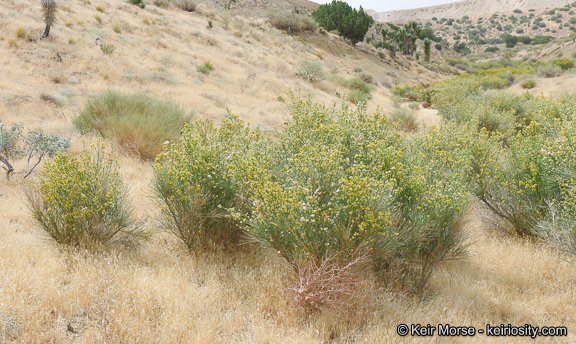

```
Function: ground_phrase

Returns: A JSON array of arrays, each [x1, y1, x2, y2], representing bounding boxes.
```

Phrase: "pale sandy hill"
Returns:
[[0, 0, 450, 138], [371, 0, 574, 22]]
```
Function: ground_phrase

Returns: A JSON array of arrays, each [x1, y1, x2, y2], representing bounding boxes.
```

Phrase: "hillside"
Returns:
[[0, 0, 450, 137], [367, 2, 576, 57], [415, 7, 576, 54], [3, 0, 576, 343], [370, 0, 575, 22]]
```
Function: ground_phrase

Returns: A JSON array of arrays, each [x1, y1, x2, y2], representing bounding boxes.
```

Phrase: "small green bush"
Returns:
[[391, 85, 423, 101], [389, 107, 418, 131], [100, 43, 115, 55], [27, 144, 138, 247], [346, 77, 372, 94], [197, 61, 214, 74], [521, 78, 537, 89], [296, 60, 325, 82], [345, 89, 369, 104], [74, 90, 191, 160], [478, 74, 511, 90]]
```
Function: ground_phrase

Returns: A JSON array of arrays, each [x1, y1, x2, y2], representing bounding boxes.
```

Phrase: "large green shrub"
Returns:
[[27, 144, 137, 247], [433, 72, 576, 240], [74, 91, 191, 160], [151, 95, 472, 299], [242, 96, 470, 294], [153, 115, 267, 250]]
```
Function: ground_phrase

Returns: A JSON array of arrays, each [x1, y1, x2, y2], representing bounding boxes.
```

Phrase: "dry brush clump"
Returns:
[[268, 10, 317, 33], [389, 107, 418, 132], [288, 254, 369, 318]]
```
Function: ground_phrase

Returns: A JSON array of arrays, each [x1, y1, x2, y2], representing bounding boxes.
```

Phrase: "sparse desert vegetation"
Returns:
[[1, 0, 576, 342]]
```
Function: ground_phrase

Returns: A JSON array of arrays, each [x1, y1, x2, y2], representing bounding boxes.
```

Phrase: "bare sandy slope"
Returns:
[[0, 0, 449, 138], [369, 0, 574, 22], [508, 72, 576, 97]]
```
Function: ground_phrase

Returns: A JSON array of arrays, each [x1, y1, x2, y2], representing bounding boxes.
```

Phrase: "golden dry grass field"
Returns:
[[1, 0, 576, 343]]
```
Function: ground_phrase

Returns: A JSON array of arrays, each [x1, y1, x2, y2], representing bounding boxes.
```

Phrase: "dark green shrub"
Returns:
[[453, 41, 471, 55], [129, 0, 146, 8], [532, 35, 554, 44], [312, 0, 374, 44]]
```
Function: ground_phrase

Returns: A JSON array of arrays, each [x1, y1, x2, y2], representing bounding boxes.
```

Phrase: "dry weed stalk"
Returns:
[[288, 254, 368, 318]]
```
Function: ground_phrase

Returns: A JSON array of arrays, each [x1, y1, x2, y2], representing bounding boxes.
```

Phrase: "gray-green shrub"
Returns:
[[296, 60, 325, 82], [74, 90, 191, 160]]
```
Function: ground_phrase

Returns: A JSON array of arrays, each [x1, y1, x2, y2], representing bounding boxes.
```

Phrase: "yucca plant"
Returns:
[[41, 0, 57, 39]]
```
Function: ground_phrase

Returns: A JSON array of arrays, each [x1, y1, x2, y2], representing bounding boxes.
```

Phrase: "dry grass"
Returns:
[[1, 0, 574, 341], [2, 180, 576, 342]]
